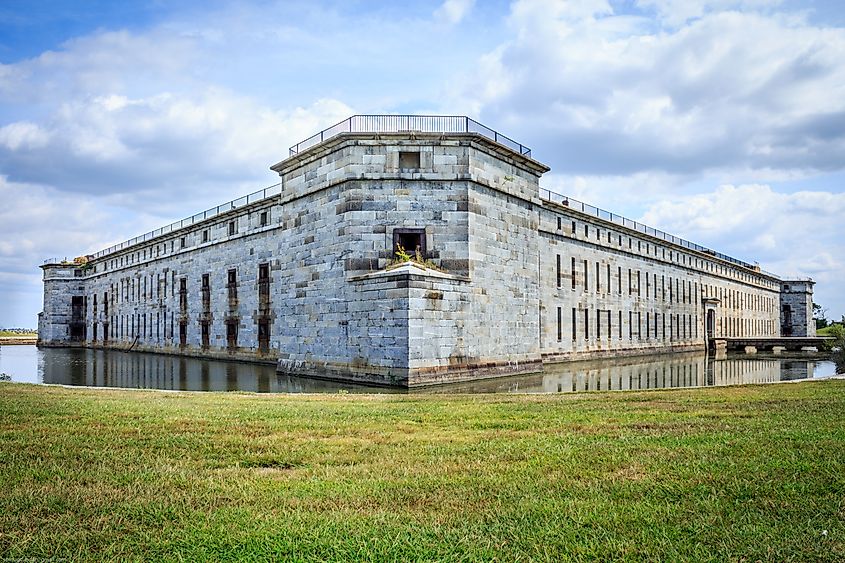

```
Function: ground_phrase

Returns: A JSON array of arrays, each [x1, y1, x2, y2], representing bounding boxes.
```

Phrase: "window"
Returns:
[[260, 211, 269, 227], [398, 151, 420, 169], [557, 307, 562, 342], [584, 309, 589, 339], [258, 320, 270, 353], [393, 228, 426, 258], [180, 237, 186, 249], [202, 229, 209, 243], [595, 261, 600, 292], [571, 258, 576, 289], [583, 259, 588, 291], [226, 320, 238, 349], [228, 221, 236, 236], [556, 255, 561, 288]]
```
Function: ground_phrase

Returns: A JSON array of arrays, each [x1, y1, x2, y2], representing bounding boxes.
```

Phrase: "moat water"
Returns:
[[1, 345, 841, 394]]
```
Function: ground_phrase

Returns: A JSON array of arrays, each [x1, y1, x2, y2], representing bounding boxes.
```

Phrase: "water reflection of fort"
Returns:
[[39, 348, 835, 395]]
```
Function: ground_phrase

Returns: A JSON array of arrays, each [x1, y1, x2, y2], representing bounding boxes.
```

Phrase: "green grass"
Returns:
[[0, 330, 36, 337], [1, 381, 844, 561]]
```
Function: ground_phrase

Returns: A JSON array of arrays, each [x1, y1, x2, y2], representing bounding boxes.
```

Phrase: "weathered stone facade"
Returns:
[[780, 280, 816, 337], [39, 117, 816, 386]]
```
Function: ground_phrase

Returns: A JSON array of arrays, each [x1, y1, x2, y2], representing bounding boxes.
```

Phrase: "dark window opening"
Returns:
[[179, 322, 187, 348], [556, 307, 562, 342], [260, 211, 269, 227], [258, 319, 270, 353], [393, 228, 426, 259], [398, 151, 420, 169], [227, 269, 238, 301], [201, 321, 210, 349], [228, 221, 236, 236], [202, 230, 209, 243], [226, 321, 238, 349]]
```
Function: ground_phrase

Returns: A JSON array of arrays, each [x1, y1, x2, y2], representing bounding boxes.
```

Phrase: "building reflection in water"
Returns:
[[33, 347, 841, 395]]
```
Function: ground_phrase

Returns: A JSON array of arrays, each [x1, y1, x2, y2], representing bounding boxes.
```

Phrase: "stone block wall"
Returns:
[[537, 202, 781, 361], [780, 280, 815, 337]]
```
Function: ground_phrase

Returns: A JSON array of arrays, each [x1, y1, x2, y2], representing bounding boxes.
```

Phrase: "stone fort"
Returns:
[[38, 115, 816, 386]]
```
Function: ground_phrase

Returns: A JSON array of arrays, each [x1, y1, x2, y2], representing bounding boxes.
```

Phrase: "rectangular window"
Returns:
[[637, 312, 642, 340], [571, 257, 576, 289], [583, 259, 588, 291], [227, 269, 238, 301], [556, 254, 561, 288], [226, 321, 238, 349], [584, 309, 589, 339], [618, 310, 622, 339], [637, 270, 641, 296], [628, 269, 632, 295], [398, 151, 421, 169], [557, 217, 561, 230], [606, 264, 611, 293], [596, 261, 600, 292], [260, 211, 269, 227], [597, 308, 602, 339], [228, 220, 236, 236], [180, 237, 186, 248], [557, 307, 562, 342], [258, 319, 270, 353], [617, 266, 622, 294], [628, 311, 633, 339], [393, 228, 426, 257], [202, 229, 209, 243], [571, 308, 577, 341]]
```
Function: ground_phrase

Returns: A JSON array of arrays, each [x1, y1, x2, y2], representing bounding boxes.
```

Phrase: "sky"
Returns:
[[0, 0, 843, 328]]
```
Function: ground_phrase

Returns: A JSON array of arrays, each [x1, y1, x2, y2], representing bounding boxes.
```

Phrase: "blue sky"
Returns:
[[1, 0, 843, 327]]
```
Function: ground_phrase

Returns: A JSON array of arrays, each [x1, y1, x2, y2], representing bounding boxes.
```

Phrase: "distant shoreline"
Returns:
[[0, 336, 37, 345]]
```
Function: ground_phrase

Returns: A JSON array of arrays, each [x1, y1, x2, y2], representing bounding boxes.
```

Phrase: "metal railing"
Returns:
[[539, 188, 781, 279], [46, 183, 283, 264], [288, 115, 532, 157]]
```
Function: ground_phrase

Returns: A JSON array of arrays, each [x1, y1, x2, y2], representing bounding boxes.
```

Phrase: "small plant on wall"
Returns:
[[387, 244, 444, 272]]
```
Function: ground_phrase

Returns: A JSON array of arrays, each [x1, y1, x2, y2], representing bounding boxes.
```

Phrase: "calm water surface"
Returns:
[[0, 345, 841, 394]]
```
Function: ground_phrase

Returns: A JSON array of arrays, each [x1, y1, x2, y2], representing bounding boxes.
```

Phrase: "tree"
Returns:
[[813, 303, 829, 329]]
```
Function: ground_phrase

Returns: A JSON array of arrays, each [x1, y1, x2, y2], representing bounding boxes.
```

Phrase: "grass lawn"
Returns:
[[1, 381, 844, 561]]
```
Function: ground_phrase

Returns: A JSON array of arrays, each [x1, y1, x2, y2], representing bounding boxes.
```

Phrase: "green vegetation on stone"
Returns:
[[1, 382, 844, 561]]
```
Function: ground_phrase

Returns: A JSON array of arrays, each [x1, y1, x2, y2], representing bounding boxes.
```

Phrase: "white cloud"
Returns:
[[636, 0, 784, 27], [0, 122, 51, 150], [434, 0, 476, 25], [639, 183, 845, 315], [0, 90, 352, 210], [458, 2, 845, 178]]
